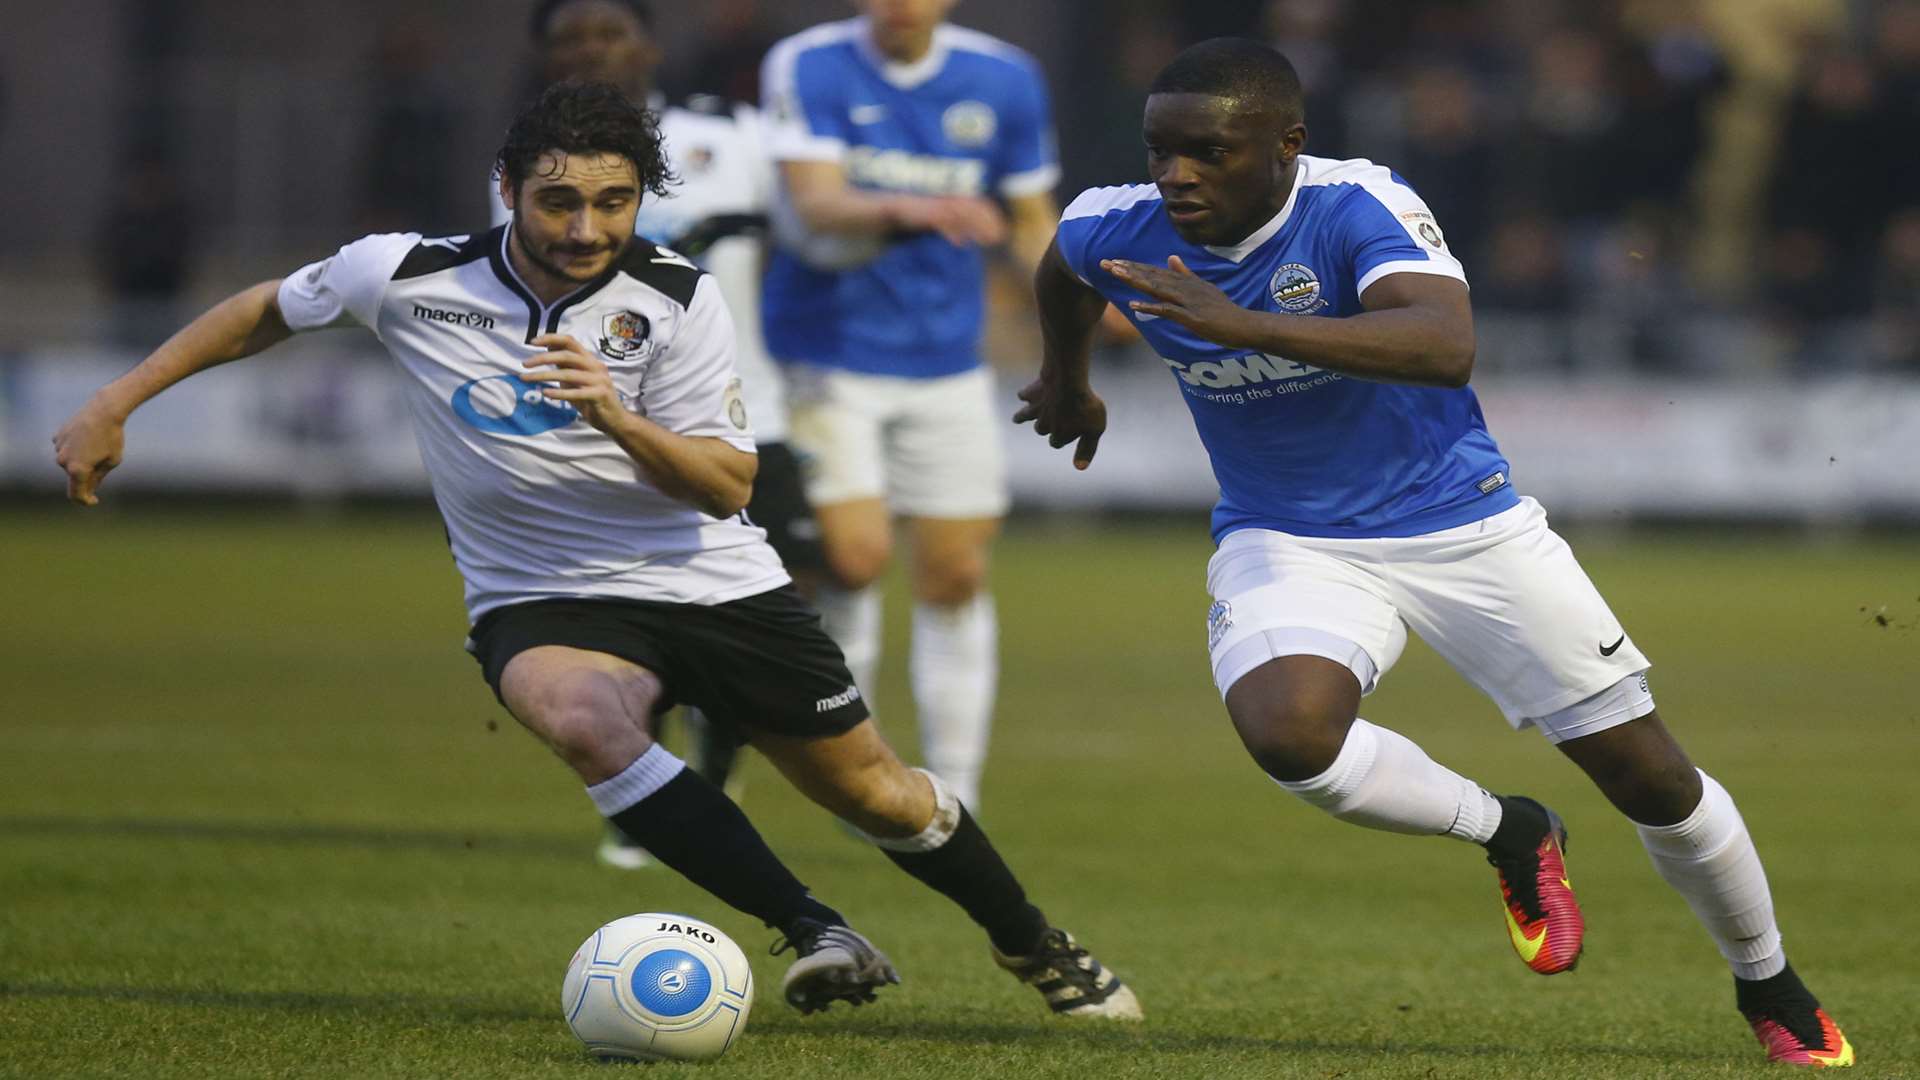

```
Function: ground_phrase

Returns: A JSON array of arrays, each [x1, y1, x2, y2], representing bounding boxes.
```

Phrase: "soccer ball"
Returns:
[[561, 912, 755, 1062]]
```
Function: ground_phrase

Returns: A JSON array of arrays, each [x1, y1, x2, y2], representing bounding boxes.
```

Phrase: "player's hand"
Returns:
[[51, 402, 127, 507], [1013, 378, 1106, 470], [522, 334, 626, 432], [895, 196, 1007, 247], [1102, 256, 1254, 346]]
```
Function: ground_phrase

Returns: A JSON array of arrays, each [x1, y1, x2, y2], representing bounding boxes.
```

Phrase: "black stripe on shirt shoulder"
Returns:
[[393, 228, 498, 281], [615, 239, 705, 309], [672, 212, 768, 257]]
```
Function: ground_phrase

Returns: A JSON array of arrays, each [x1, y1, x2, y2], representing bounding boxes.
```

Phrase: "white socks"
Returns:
[[1637, 769, 1785, 980], [584, 744, 686, 815], [911, 594, 997, 810], [814, 583, 883, 712], [1277, 725, 1787, 982], [1275, 718, 1502, 843]]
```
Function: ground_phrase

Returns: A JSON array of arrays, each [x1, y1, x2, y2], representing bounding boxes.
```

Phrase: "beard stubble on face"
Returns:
[[513, 215, 624, 285]]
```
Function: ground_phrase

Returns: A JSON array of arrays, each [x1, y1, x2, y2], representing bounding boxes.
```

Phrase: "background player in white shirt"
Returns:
[[758, 0, 1064, 813], [1019, 40, 1850, 1067], [493, 0, 813, 867], [53, 80, 1139, 1023]]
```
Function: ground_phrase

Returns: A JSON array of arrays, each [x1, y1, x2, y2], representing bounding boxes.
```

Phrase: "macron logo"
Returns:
[[412, 303, 495, 330], [815, 684, 862, 713]]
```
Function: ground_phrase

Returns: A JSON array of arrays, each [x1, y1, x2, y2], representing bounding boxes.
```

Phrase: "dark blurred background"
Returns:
[[3, 0, 1916, 518]]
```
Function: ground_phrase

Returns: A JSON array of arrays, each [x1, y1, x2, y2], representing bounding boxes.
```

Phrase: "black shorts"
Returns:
[[466, 585, 869, 743], [749, 442, 825, 574]]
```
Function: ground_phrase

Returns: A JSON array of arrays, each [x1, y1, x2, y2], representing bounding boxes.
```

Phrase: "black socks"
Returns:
[[881, 806, 1050, 957], [609, 762, 1053, 956], [1484, 794, 1552, 858], [606, 768, 843, 934]]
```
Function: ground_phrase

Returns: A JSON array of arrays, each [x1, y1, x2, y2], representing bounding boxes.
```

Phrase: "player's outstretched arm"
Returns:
[[1106, 257, 1475, 388], [52, 280, 293, 506], [1014, 238, 1109, 470], [520, 334, 757, 519]]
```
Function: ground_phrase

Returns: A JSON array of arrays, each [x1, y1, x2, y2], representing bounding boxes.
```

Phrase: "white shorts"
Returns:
[[1205, 497, 1654, 742], [783, 365, 1009, 519]]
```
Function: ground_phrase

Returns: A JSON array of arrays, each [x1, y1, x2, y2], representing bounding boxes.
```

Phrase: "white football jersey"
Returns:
[[491, 96, 787, 440], [277, 227, 790, 621]]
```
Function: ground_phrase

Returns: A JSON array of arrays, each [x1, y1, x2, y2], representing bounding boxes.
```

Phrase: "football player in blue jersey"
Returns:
[[1018, 38, 1851, 1068], [757, 0, 1066, 813]]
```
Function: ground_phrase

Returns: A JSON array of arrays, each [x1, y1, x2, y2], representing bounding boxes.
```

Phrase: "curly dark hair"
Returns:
[[492, 80, 676, 198]]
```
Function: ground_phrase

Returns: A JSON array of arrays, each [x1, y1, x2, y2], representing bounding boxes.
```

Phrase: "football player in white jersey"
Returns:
[[53, 80, 1139, 1022], [1019, 39, 1849, 1066], [495, 0, 810, 868]]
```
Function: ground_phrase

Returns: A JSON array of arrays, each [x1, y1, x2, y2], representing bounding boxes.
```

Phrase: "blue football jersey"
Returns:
[[1055, 155, 1517, 540], [760, 18, 1059, 378]]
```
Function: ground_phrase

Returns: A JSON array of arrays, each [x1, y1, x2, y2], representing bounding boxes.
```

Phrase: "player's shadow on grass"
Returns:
[[0, 981, 550, 1025], [776, 1017, 1728, 1065], [0, 815, 582, 859]]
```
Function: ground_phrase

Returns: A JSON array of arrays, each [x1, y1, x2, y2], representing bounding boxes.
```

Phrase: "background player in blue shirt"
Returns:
[[1018, 38, 1851, 1068], [759, 0, 1063, 812]]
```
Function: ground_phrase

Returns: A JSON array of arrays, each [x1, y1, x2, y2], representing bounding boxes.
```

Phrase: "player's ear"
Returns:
[[1272, 122, 1306, 182], [499, 173, 517, 213], [1282, 122, 1308, 161]]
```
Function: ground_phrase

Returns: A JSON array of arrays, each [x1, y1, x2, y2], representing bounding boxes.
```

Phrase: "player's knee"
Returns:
[[913, 557, 987, 605], [549, 699, 652, 772], [515, 674, 656, 779], [1224, 657, 1364, 783], [1597, 752, 1701, 825], [1230, 697, 1354, 783], [823, 539, 891, 591], [1561, 712, 1701, 824], [1609, 769, 1698, 826]]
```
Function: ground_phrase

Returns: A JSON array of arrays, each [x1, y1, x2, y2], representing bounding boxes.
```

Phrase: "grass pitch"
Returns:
[[1, 508, 1915, 1079]]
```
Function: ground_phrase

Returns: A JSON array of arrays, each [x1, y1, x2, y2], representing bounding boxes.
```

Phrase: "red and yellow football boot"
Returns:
[[1484, 797, 1584, 975], [1738, 965, 1855, 1067]]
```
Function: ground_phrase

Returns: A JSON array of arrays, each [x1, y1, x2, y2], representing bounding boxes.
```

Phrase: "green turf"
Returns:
[[2, 508, 1914, 1078]]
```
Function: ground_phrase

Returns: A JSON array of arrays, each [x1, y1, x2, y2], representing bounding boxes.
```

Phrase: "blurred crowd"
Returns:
[[68, 0, 1920, 374], [1057, 0, 1920, 372]]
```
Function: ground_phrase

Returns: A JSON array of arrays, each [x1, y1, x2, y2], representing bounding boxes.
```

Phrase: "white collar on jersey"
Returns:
[[1202, 156, 1310, 264], [854, 17, 952, 90]]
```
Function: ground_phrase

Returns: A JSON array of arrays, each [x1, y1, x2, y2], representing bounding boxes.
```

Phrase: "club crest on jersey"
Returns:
[[942, 100, 997, 148], [598, 310, 653, 360], [1269, 264, 1325, 313]]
